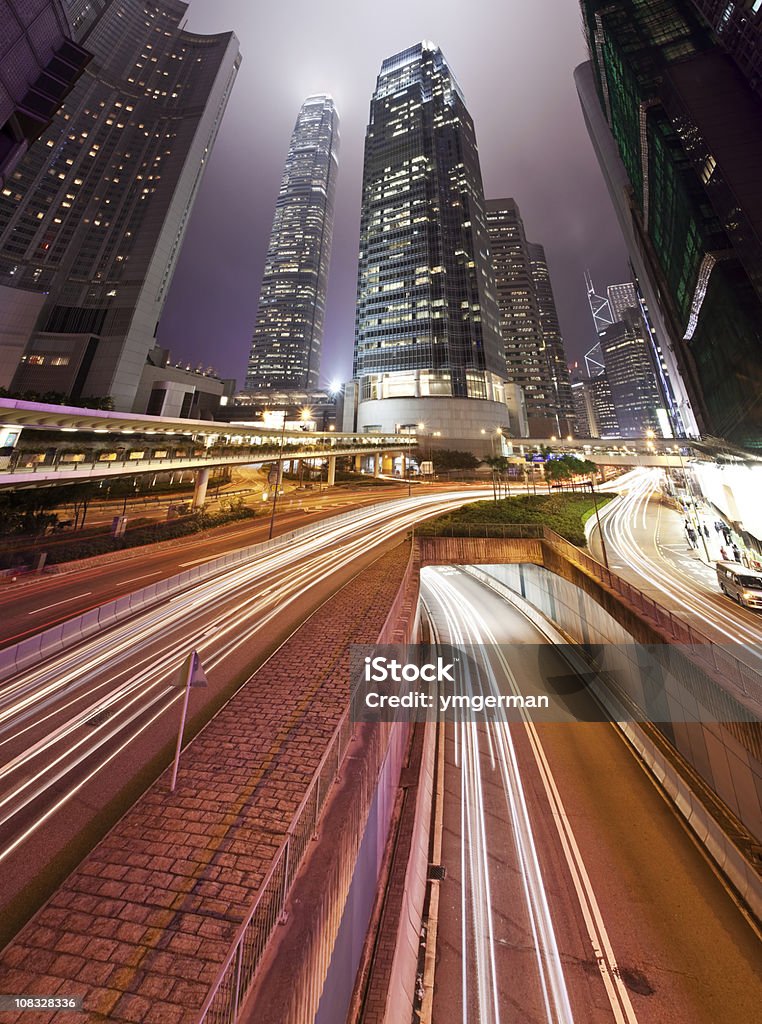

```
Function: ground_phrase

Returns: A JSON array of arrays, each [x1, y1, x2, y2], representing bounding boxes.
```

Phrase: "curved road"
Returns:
[[590, 468, 762, 675], [0, 488, 487, 940], [422, 566, 761, 1024]]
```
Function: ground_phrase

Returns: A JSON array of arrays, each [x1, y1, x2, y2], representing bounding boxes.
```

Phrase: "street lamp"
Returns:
[[586, 477, 609, 569], [267, 412, 288, 540]]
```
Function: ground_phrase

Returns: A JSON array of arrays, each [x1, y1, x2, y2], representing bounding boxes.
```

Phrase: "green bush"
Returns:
[[4, 506, 257, 568], [417, 492, 615, 546]]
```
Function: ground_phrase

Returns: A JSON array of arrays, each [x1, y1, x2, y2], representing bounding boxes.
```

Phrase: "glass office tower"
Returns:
[[579, 0, 762, 446], [0, 0, 241, 411], [353, 42, 514, 447], [485, 197, 575, 436], [246, 94, 339, 391]]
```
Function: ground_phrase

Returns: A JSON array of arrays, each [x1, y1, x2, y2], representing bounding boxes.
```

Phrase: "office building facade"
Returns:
[[578, 1, 762, 445], [353, 42, 515, 450], [585, 274, 669, 436], [0, 1, 91, 187], [0, 0, 241, 411], [485, 197, 575, 437], [688, 1, 762, 96], [246, 94, 339, 391]]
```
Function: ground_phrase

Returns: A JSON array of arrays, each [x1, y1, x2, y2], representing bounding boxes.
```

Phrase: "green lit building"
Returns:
[[579, 0, 762, 445]]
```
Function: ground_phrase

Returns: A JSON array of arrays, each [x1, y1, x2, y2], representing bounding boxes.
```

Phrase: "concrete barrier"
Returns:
[[464, 565, 762, 921], [0, 493, 474, 686]]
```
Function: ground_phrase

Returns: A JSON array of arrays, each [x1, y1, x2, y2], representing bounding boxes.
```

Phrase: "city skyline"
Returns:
[[157, 0, 631, 387]]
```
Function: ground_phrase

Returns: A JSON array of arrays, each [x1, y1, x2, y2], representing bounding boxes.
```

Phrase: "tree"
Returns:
[[63, 481, 99, 529], [482, 455, 510, 501], [414, 448, 481, 473], [0, 489, 60, 536]]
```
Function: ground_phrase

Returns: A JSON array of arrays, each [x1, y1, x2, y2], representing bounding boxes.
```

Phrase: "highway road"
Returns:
[[421, 567, 762, 1024], [0, 483, 413, 648], [0, 488, 487, 943], [589, 468, 762, 675]]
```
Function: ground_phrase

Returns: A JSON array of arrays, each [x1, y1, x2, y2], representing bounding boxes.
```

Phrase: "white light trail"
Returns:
[[0, 490, 488, 863]]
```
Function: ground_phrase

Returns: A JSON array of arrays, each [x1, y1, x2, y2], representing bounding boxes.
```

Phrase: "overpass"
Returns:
[[0, 398, 416, 504]]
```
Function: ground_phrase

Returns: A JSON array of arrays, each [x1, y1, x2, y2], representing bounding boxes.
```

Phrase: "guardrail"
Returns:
[[0, 491, 448, 681], [195, 712, 358, 1024], [196, 543, 416, 1023]]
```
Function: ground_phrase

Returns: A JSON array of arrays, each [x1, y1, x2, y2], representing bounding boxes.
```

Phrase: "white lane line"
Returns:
[[115, 572, 161, 587], [463, 581, 640, 1024], [177, 554, 220, 567], [31, 592, 92, 614]]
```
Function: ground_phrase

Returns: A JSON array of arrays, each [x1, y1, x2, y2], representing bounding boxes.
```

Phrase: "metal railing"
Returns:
[[196, 545, 416, 1023], [195, 712, 356, 1024]]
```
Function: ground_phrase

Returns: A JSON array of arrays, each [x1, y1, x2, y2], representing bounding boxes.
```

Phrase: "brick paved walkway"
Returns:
[[0, 543, 411, 1023]]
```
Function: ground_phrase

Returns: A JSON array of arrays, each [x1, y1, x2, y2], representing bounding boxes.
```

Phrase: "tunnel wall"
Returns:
[[479, 561, 762, 844]]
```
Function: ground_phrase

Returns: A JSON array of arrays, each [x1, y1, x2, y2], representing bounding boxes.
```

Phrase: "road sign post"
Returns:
[[170, 650, 208, 792]]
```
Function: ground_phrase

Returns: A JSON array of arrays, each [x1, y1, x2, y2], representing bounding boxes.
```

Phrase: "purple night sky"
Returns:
[[157, 0, 629, 388]]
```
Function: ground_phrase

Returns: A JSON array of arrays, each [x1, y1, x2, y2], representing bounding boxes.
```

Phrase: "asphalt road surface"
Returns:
[[422, 567, 761, 1024], [589, 468, 762, 676], [0, 484, 414, 648], [0, 488, 488, 944]]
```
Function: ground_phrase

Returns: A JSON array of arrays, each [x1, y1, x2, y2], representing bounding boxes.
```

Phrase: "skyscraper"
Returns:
[[688, 1, 762, 95], [585, 275, 669, 436], [578, 1, 762, 445], [246, 95, 339, 392], [352, 42, 514, 448], [0, 0, 241, 411], [485, 199, 575, 437], [0, 1, 91, 187]]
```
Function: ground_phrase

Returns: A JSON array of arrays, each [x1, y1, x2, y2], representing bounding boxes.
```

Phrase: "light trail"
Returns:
[[422, 567, 642, 1024], [598, 469, 762, 672], [0, 490, 488, 864]]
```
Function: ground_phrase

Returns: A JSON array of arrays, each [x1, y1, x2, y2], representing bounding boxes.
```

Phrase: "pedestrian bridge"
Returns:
[[0, 398, 415, 499]]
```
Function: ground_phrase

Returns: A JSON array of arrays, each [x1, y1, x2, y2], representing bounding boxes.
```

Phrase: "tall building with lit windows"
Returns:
[[485, 198, 576, 437], [0, 0, 241, 410], [352, 42, 517, 450], [688, 1, 762, 96], [578, 0, 762, 445], [246, 95, 339, 392]]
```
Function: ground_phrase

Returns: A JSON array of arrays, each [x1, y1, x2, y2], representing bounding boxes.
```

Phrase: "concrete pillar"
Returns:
[[354, 454, 362, 472], [327, 455, 336, 487], [400, 451, 406, 479], [373, 453, 381, 477], [192, 467, 210, 508]]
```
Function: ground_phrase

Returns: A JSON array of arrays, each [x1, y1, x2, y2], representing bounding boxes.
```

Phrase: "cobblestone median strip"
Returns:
[[0, 543, 411, 1024]]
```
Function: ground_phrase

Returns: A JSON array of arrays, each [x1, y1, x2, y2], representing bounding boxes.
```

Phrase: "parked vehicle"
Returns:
[[716, 561, 762, 610]]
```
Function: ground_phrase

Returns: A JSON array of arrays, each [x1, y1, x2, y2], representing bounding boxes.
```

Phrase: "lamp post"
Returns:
[[587, 477, 609, 569], [267, 412, 288, 540]]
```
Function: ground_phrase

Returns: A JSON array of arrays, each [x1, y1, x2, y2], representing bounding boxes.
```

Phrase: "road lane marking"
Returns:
[[115, 572, 161, 586], [177, 554, 221, 567], [30, 593, 92, 614]]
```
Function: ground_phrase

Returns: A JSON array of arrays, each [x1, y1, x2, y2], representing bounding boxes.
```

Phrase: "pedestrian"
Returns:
[[714, 521, 723, 534], [722, 527, 732, 545], [720, 545, 730, 561], [732, 543, 742, 563], [687, 526, 697, 548], [702, 524, 710, 539]]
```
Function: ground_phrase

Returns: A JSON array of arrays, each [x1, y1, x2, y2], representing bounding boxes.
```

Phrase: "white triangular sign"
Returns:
[[189, 650, 208, 688]]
